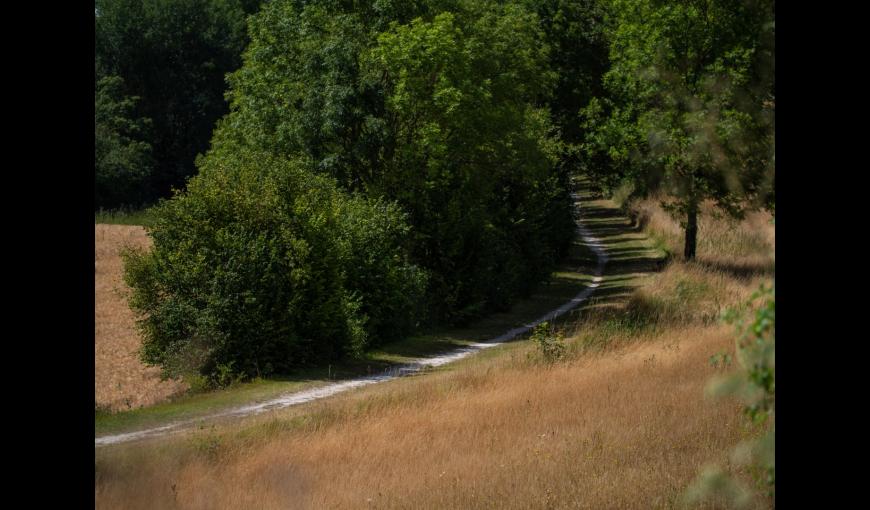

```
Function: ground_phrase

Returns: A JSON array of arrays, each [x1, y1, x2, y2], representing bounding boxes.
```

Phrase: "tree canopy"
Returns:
[[113, 0, 775, 383], [95, 75, 153, 209], [94, 0, 256, 208], [123, 0, 578, 381], [211, 0, 575, 323], [581, 0, 775, 259]]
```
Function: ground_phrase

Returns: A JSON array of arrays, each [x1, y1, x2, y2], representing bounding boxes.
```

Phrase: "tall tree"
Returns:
[[582, 0, 775, 259], [94, 0, 255, 207], [363, 7, 571, 318], [206, 0, 575, 323], [519, 0, 609, 146], [95, 75, 153, 209]]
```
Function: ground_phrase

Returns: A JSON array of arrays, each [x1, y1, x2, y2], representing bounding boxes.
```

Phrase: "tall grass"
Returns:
[[628, 197, 774, 277], [96, 325, 750, 509]]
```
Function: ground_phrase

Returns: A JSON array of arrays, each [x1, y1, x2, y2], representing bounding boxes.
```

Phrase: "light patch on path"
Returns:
[[95, 192, 608, 447]]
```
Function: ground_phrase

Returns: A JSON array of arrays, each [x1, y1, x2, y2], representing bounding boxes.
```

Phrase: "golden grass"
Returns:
[[629, 197, 775, 278], [95, 197, 774, 509], [95, 323, 752, 509], [95, 224, 187, 411]]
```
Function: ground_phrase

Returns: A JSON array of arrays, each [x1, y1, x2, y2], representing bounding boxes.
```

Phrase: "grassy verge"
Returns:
[[95, 376, 332, 436], [94, 265, 598, 436], [95, 207, 156, 227]]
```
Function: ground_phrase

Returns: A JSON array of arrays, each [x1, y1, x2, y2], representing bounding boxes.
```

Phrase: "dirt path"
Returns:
[[95, 191, 610, 447]]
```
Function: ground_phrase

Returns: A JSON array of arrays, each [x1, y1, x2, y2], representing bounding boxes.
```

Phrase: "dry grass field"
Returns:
[[95, 197, 774, 509], [96, 326, 747, 509], [95, 224, 187, 412]]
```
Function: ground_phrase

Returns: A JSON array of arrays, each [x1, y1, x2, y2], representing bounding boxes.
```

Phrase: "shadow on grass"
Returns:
[[694, 259, 775, 280]]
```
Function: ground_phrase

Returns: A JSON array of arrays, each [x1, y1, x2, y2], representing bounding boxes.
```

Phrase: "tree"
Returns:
[[582, 0, 775, 260], [95, 75, 153, 209], [211, 0, 575, 323], [95, 0, 255, 207], [363, 6, 573, 320]]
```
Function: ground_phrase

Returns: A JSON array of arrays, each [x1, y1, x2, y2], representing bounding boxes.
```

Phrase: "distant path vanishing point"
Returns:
[[95, 190, 608, 447]]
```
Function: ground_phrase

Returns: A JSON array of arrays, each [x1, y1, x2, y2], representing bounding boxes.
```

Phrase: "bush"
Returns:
[[124, 147, 426, 380], [530, 321, 566, 363]]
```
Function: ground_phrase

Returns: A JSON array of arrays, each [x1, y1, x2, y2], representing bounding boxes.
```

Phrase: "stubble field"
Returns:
[[95, 224, 187, 412]]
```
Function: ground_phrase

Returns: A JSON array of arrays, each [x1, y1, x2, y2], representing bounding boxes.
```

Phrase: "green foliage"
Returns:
[[530, 321, 566, 363], [95, 0, 256, 207], [581, 0, 775, 258], [95, 75, 153, 209], [519, 0, 609, 145], [214, 0, 575, 324], [123, 146, 426, 380], [119, 0, 580, 383], [709, 351, 733, 369], [718, 283, 775, 427], [364, 6, 572, 321], [212, 361, 245, 388], [685, 281, 775, 507]]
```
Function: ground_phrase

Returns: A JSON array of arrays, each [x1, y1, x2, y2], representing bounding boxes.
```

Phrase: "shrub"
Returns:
[[530, 321, 566, 363], [124, 147, 426, 380]]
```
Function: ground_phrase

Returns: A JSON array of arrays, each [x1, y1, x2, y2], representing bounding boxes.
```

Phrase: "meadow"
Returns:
[[95, 191, 773, 509]]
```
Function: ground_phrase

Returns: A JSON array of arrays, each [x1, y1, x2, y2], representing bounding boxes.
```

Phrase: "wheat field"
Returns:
[[95, 224, 187, 412]]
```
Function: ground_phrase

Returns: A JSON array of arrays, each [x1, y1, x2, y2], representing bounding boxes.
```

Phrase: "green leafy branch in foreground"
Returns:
[[684, 281, 775, 508]]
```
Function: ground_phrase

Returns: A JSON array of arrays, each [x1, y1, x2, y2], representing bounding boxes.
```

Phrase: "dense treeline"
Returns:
[[123, 0, 582, 382], [95, 75, 154, 208], [114, 0, 774, 383], [95, 0, 260, 209], [218, 1, 578, 321]]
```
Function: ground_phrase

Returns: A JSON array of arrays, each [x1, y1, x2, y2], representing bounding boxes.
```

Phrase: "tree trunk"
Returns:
[[684, 201, 698, 261]]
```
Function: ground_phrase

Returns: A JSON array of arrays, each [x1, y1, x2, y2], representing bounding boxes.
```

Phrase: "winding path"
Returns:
[[95, 191, 608, 447]]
